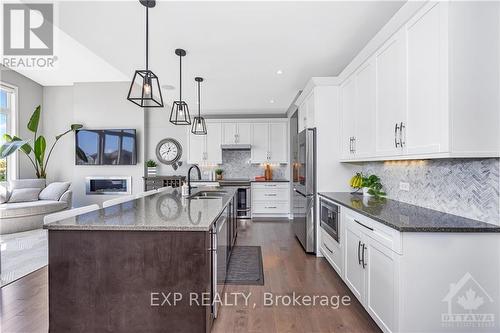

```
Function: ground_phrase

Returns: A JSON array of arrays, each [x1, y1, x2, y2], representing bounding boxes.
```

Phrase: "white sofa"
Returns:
[[0, 179, 72, 235]]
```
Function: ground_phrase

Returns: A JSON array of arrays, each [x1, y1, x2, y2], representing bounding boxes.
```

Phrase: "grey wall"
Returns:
[[42, 82, 145, 207], [0, 66, 43, 179], [362, 159, 500, 225]]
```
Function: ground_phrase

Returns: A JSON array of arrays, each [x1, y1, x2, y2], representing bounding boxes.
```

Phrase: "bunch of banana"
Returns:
[[349, 173, 363, 189]]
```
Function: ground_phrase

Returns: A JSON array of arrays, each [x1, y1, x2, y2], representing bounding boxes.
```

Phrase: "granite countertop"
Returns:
[[44, 187, 236, 232], [319, 192, 500, 233]]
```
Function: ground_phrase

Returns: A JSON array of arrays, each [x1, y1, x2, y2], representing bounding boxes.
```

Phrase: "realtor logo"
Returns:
[[442, 272, 495, 329], [3, 3, 53, 55]]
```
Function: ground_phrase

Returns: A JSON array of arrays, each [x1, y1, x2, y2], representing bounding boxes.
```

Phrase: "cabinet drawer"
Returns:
[[320, 228, 342, 275], [252, 188, 289, 201], [252, 201, 289, 214], [252, 182, 289, 190], [343, 208, 402, 254]]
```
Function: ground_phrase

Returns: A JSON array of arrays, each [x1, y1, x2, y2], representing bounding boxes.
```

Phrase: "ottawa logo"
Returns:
[[441, 272, 495, 329]]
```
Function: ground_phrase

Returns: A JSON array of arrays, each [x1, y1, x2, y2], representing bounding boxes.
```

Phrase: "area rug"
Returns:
[[226, 246, 264, 285], [0, 229, 47, 286]]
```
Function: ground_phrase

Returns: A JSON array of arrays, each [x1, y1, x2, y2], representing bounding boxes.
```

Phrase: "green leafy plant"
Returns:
[[214, 168, 223, 175], [362, 174, 386, 198], [146, 160, 157, 167], [0, 105, 83, 179]]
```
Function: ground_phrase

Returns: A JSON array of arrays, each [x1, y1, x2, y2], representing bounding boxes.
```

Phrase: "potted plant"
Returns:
[[0, 105, 82, 179], [361, 174, 386, 198], [215, 168, 223, 181], [146, 160, 158, 176]]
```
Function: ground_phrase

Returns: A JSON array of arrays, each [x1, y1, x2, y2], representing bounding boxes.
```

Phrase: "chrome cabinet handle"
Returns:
[[266, 206, 277, 209], [352, 137, 356, 153], [400, 122, 405, 147], [265, 194, 277, 197], [361, 244, 367, 269], [324, 243, 333, 254], [395, 123, 400, 148], [357, 240, 362, 265]]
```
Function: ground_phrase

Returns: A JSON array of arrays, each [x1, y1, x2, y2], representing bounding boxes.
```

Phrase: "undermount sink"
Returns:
[[189, 191, 227, 199]]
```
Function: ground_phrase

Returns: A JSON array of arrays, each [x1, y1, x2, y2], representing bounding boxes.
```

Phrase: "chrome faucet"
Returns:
[[187, 164, 202, 195]]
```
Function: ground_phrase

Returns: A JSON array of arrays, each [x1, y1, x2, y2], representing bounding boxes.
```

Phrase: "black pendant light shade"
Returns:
[[127, 0, 164, 108], [191, 77, 207, 135], [170, 49, 191, 125]]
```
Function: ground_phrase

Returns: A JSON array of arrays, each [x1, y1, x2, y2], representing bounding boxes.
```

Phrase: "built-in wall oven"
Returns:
[[319, 197, 339, 243]]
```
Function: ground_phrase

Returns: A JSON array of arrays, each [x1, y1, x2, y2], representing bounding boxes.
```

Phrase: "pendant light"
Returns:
[[127, 0, 163, 108], [169, 49, 191, 125], [191, 77, 207, 135]]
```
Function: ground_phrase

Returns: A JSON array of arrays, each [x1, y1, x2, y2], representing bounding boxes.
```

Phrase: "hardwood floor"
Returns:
[[0, 220, 380, 333], [212, 220, 380, 333]]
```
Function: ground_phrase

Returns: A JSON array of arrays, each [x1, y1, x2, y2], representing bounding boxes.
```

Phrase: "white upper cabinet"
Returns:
[[188, 121, 222, 164], [340, 2, 499, 161], [297, 91, 315, 131], [205, 122, 222, 163], [375, 29, 407, 157], [341, 59, 377, 159], [251, 123, 270, 163], [405, 3, 447, 155], [222, 123, 237, 144], [340, 78, 356, 159], [237, 123, 252, 145], [222, 122, 252, 145], [251, 121, 288, 164], [354, 60, 376, 158], [306, 92, 315, 128], [188, 119, 287, 165], [298, 100, 307, 131], [269, 122, 288, 163]]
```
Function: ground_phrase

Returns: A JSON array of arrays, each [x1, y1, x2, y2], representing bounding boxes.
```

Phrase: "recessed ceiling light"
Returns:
[[270, 99, 275, 104], [276, 70, 283, 75]]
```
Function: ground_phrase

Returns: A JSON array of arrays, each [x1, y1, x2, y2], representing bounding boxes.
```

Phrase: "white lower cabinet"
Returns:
[[343, 209, 399, 333], [251, 182, 290, 217], [331, 205, 499, 333]]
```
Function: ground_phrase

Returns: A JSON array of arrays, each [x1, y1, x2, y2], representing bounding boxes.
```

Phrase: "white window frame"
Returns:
[[0, 82, 19, 182]]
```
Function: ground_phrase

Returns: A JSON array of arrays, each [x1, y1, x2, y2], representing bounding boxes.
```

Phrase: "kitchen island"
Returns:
[[44, 187, 237, 333]]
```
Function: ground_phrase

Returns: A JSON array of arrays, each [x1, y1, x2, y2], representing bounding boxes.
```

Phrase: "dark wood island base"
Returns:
[[49, 229, 212, 333]]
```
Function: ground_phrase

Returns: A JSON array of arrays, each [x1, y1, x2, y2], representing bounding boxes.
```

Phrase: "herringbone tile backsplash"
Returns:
[[362, 159, 500, 225]]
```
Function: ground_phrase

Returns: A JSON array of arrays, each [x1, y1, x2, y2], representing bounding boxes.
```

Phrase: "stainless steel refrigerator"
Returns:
[[292, 128, 316, 253]]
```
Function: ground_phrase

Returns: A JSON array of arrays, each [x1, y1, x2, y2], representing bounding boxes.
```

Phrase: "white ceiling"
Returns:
[[15, 1, 405, 114]]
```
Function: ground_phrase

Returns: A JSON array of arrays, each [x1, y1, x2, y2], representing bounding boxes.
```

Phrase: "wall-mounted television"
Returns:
[[75, 129, 137, 165]]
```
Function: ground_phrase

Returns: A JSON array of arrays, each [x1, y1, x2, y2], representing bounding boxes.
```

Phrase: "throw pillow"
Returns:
[[39, 182, 71, 201], [8, 188, 42, 203]]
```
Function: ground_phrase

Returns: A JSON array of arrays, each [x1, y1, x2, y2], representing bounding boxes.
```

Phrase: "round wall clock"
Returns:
[[156, 138, 182, 165]]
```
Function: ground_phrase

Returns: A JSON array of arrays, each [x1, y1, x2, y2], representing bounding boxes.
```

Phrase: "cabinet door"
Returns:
[[298, 102, 307, 131], [251, 123, 270, 163], [205, 122, 222, 164], [269, 122, 287, 163], [406, 3, 445, 155], [222, 123, 237, 144], [306, 92, 315, 128], [340, 77, 356, 159], [365, 236, 398, 333], [375, 30, 407, 157], [344, 216, 365, 303], [237, 122, 252, 145], [188, 131, 205, 164], [355, 60, 376, 158]]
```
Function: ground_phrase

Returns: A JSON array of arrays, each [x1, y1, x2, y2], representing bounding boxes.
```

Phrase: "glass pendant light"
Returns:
[[191, 77, 207, 135], [127, 0, 163, 108], [169, 49, 191, 125]]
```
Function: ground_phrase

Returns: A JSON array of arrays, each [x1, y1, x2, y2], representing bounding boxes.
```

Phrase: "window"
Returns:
[[0, 83, 18, 181]]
